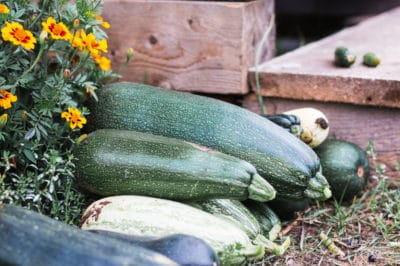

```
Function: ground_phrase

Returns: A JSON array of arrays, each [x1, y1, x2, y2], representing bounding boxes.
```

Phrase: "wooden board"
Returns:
[[242, 95, 400, 180], [103, 0, 275, 94], [249, 6, 400, 108]]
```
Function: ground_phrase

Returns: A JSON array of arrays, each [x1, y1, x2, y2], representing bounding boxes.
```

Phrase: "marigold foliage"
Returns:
[[0, 0, 120, 225]]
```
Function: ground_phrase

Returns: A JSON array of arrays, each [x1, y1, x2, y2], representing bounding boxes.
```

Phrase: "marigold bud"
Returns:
[[39, 30, 48, 45], [21, 110, 27, 122], [126, 48, 134, 61], [63, 69, 71, 79], [0, 113, 8, 128], [73, 19, 80, 29]]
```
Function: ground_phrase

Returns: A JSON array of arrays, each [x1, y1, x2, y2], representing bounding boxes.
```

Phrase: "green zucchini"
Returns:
[[80, 195, 266, 266], [188, 199, 261, 240], [0, 204, 179, 266], [334, 47, 356, 67], [314, 139, 370, 201], [86, 82, 331, 201], [73, 129, 275, 202], [190, 199, 290, 256], [261, 113, 303, 137], [363, 52, 380, 67], [243, 200, 282, 241], [267, 199, 311, 220], [87, 231, 220, 266]]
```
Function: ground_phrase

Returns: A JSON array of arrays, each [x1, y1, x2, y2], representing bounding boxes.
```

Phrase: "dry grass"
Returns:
[[250, 148, 400, 266]]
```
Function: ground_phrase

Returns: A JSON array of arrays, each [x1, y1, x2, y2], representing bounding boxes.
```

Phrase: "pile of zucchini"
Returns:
[[1, 82, 370, 266], [75, 82, 335, 265]]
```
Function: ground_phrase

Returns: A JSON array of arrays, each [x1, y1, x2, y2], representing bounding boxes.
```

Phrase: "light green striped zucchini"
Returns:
[[80, 195, 265, 266]]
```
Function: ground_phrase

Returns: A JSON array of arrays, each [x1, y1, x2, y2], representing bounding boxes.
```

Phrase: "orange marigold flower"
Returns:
[[0, 4, 10, 14], [0, 90, 17, 110], [42, 17, 72, 41], [92, 53, 111, 71], [1, 21, 37, 50], [61, 107, 87, 129], [71, 29, 107, 55], [86, 32, 108, 55]]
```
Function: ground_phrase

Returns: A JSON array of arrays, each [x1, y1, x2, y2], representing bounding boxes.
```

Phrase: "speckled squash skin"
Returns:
[[86, 82, 331, 200], [73, 129, 275, 201], [0, 204, 179, 266], [314, 139, 370, 201]]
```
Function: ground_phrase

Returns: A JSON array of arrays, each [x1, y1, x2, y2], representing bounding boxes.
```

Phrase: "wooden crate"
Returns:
[[103, 0, 275, 94]]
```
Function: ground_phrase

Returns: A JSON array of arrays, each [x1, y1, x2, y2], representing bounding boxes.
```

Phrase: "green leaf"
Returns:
[[23, 149, 36, 164]]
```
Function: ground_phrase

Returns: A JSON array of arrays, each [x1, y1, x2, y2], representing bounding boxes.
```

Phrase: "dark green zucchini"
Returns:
[[73, 129, 275, 202], [189, 199, 290, 256], [0, 204, 178, 266], [267, 199, 311, 220], [261, 113, 303, 137], [86, 82, 331, 201], [334, 47, 356, 67], [314, 139, 370, 201], [188, 199, 261, 240], [243, 200, 282, 241], [88, 231, 219, 266]]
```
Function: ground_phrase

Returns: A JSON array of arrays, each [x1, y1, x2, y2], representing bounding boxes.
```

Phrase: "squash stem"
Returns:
[[268, 223, 282, 241], [304, 171, 332, 200], [248, 174, 276, 202], [254, 235, 291, 256]]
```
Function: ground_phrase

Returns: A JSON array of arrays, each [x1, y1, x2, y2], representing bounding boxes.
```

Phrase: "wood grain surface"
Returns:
[[103, 0, 274, 94], [249, 6, 400, 108]]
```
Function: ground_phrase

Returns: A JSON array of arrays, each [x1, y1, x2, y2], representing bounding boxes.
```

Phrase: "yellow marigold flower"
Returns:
[[86, 33, 108, 54], [0, 113, 8, 128], [1, 21, 37, 50], [42, 17, 72, 41], [61, 107, 87, 129], [0, 4, 10, 14], [92, 53, 111, 71], [71, 29, 107, 55], [0, 90, 17, 110], [96, 15, 110, 29]]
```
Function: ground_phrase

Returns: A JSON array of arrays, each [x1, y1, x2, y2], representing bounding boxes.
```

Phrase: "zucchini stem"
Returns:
[[304, 171, 332, 200], [248, 174, 276, 202], [254, 235, 291, 256], [268, 223, 282, 241]]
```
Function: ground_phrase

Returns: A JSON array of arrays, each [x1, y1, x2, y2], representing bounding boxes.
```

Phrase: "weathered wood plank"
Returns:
[[249, 7, 400, 108], [242, 95, 400, 180], [103, 0, 274, 94]]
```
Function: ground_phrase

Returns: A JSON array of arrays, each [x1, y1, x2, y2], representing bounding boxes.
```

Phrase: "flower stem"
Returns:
[[15, 46, 45, 86]]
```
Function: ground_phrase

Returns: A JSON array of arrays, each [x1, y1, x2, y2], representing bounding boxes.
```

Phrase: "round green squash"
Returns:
[[314, 139, 370, 201]]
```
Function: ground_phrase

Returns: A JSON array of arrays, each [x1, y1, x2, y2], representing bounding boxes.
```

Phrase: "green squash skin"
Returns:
[[74, 129, 267, 201], [334, 47, 357, 67], [243, 200, 281, 238], [267, 198, 311, 220], [86, 82, 325, 200], [314, 139, 370, 201], [188, 199, 262, 240], [0, 204, 178, 266]]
